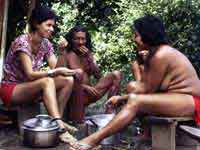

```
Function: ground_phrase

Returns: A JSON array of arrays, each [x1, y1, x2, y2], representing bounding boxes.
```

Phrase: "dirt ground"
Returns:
[[0, 123, 152, 150]]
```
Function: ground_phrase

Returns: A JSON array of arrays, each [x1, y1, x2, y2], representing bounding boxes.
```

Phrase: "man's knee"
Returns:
[[112, 70, 122, 81], [126, 81, 145, 94], [126, 81, 138, 93]]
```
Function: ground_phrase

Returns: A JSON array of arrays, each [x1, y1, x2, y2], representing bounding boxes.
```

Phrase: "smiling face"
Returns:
[[36, 19, 55, 38], [72, 31, 87, 50]]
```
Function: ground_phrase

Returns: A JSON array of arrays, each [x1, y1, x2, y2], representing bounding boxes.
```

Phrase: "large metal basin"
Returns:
[[85, 113, 121, 145]]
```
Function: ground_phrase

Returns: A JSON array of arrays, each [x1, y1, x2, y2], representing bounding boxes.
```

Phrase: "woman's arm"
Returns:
[[19, 52, 50, 80], [19, 52, 75, 81], [47, 54, 57, 69]]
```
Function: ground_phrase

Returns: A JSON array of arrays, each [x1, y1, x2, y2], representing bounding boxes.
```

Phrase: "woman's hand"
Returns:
[[54, 67, 75, 76]]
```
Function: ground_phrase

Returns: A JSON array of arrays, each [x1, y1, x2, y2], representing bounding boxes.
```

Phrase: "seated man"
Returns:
[[69, 15, 200, 149], [57, 26, 122, 123]]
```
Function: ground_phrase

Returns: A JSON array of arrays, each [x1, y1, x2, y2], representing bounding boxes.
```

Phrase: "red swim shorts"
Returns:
[[193, 96, 200, 125], [0, 83, 17, 107]]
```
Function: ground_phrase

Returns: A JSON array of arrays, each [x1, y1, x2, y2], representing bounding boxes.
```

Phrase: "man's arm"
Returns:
[[86, 53, 101, 79], [56, 36, 69, 68], [131, 60, 142, 81], [55, 52, 67, 68]]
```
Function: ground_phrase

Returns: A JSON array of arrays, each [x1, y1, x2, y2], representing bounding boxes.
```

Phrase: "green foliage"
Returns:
[[7, 0, 200, 84], [131, 0, 200, 74], [51, 0, 200, 85], [51, 0, 143, 86]]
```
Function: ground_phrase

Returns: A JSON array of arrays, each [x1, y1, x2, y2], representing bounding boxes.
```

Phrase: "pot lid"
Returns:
[[85, 113, 115, 128], [22, 114, 59, 131]]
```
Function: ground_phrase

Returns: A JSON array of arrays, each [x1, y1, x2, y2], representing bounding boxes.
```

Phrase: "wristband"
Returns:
[[128, 93, 137, 100], [47, 70, 54, 77]]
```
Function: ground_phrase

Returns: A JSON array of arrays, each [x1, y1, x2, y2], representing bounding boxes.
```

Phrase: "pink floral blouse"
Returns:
[[2, 34, 54, 83]]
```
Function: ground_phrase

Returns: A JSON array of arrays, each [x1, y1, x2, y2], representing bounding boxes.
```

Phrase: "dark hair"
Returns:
[[65, 25, 93, 52], [133, 14, 168, 47], [29, 6, 57, 32]]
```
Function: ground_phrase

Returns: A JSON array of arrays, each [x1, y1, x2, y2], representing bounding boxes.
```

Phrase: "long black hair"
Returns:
[[133, 15, 169, 64], [65, 25, 93, 52], [133, 14, 168, 47]]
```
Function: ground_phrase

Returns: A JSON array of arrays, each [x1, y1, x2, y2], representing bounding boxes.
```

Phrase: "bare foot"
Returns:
[[59, 131, 77, 144], [56, 120, 78, 134]]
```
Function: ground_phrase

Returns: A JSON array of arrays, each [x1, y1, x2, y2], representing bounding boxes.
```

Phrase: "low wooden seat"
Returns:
[[179, 125, 200, 141], [144, 116, 200, 150], [0, 102, 41, 135], [0, 105, 16, 126], [17, 102, 41, 135]]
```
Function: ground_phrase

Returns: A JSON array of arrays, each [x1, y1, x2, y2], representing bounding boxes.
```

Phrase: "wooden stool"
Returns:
[[0, 101, 41, 134], [144, 116, 199, 150], [17, 102, 41, 135]]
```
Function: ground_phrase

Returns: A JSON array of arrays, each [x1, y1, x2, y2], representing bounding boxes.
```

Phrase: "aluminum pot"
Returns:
[[85, 113, 121, 145], [21, 114, 60, 148]]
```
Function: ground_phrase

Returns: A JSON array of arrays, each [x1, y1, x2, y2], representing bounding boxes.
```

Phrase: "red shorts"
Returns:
[[193, 96, 200, 125], [0, 83, 17, 107]]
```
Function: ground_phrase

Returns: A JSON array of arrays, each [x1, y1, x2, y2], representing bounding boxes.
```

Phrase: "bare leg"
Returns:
[[77, 93, 195, 147], [66, 71, 121, 122], [95, 70, 121, 96], [84, 70, 122, 105], [53, 76, 74, 116], [11, 77, 65, 128], [126, 81, 146, 94]]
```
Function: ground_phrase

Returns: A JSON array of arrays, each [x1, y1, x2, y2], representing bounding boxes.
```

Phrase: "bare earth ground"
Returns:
[[0, 101, 152, 150], [0, 123, 152, 150]]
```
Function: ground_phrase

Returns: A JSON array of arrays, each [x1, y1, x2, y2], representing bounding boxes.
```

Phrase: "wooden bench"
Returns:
[[144, 116, 200, 150], [17, 102, 41, 135], [0, 102, 41, 135]]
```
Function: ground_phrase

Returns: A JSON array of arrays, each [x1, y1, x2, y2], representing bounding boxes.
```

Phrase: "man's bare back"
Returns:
[[143, 45, 200, 96]]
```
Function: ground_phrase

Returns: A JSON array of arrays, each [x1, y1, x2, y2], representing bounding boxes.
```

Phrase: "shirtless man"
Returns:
[[69, 15, 200, 149], [57, 26, 122, 123]]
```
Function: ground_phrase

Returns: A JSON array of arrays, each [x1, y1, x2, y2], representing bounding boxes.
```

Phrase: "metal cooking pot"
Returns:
[[21, 114, 60, 148], [85, 113, 121, 145]]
